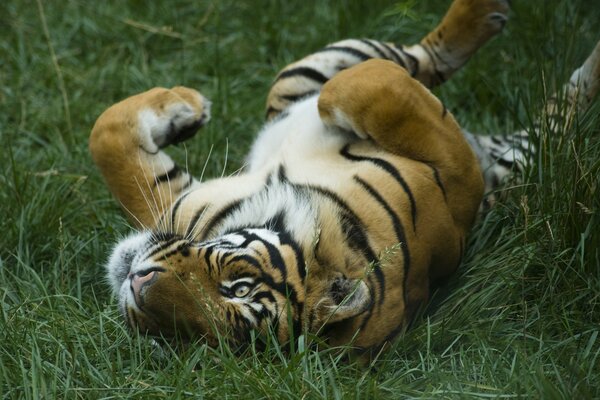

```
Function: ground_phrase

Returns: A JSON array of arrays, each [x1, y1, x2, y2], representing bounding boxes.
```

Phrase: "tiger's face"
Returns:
[[106, 229, 372, 346]]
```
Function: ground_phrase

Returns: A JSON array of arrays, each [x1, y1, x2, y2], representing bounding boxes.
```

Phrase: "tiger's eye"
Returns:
[[234, 285, 251, 298]]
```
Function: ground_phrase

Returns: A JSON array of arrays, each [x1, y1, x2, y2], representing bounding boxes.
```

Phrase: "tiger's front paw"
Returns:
[[134, 86, 211, 153]]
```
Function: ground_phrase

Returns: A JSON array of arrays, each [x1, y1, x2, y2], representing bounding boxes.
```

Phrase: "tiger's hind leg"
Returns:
[[464, 40, 600, 208], [266, 0, 509, 119], [404, 0, 510, 87], [318, 59, 484, 233]]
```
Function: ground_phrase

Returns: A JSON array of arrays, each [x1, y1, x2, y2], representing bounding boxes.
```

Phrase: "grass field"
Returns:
[[1, 0, 599, 398]]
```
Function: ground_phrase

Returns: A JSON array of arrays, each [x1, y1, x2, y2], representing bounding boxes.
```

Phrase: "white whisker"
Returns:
[[178, 143, 192, 234], [119, 200, 145, 231], [220, 138, 229, 178], [156, 153, 176, 234], [133, 154, 163, 236], [186, 205, 209, 242], [199, 144, 214, 183], [133, 175, 160, 234], [137, 152, 167, 233]]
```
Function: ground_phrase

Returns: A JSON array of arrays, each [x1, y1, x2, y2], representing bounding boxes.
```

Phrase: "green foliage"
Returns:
[[1, 0, 598, 398]]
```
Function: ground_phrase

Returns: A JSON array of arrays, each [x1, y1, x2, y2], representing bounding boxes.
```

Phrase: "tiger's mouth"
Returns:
[[129, 268, 162, 308]]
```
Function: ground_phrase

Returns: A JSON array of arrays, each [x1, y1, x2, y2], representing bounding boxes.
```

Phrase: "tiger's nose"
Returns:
[[130, 270, 159, 307]]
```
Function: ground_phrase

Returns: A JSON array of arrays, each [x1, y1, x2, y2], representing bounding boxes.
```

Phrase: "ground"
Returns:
[[0, 0, 599, 398]]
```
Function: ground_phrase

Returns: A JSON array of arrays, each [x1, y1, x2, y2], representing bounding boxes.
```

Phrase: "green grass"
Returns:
[[1, 0, 599, 398]]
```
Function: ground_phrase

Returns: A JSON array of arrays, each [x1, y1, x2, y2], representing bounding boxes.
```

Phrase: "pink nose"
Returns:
[[130, 271, 158, 307]]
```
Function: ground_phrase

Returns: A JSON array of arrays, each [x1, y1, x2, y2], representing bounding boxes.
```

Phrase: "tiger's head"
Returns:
[[106, 228, 372, 347]]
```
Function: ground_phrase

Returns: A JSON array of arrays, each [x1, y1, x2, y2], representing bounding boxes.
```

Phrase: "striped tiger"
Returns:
[[91, 0, 600, 354]]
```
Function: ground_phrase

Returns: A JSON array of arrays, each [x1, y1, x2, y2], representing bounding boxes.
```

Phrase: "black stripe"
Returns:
[[225, 240, 302, 328], [145, 237, 183, 259], [279, 90, 318, 103], [318, 45, 372, 61], [154, 165, 181, 187], [258, 271, 299, 308], [353, 176, 407, 247], [240, 231, 288, 279], [359, 39, 389, 59], [253, 291, 277, 320], [278, 164, 287, 182], [160, 243, 190, 260], [201, 200, 245, 239], [262, 184, 307, 281], [276, 67, 329, 84], [217, 248, 228, 268], [266, 106, 281, 119], [170, 191, 193, 230], [202, 245, 216, 275], [262, 163, 291, 188], [254, 290, 277, 304], [496, 157, 514, 170], [420, 44, 447, 85], [292, 182, 385, 304], [491, 136, 504, 146], [180, 175, 194, 191], [354, 176, 410, 307], [278, 230, 307, 281], [379, 42, 406, 68], [265, 210, 286, 233], [227, 254, 263, 270], [300, 184, 378, 262], [185, 205, 208, 239], [263, 211, 307, 278], [245, 299, 271, 322], [397, 45, 420, 76], [429, 165, 447, 201], [340, 145, 417, 232], [151, 231, 180, 242]]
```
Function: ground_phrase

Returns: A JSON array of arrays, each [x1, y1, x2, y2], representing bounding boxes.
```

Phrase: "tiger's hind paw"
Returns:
[[419, 0, 510, 81], [473, 0, 510, 36], [448, 0, 510, 41]]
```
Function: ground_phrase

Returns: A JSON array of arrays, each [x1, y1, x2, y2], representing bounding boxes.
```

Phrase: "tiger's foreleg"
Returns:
[[318, 59, 484, 232], [464, 40, 600, 207], [90, 87, 210, 228], [266, 0, 509, 119]]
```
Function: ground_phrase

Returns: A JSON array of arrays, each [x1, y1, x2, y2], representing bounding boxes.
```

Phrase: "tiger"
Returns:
[[91, 0, 600, 354]]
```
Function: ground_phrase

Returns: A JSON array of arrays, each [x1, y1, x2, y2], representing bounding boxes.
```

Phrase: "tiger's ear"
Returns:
[[313, 276, 372, 328]]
